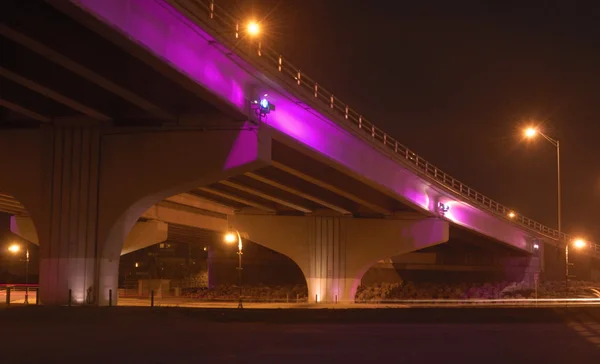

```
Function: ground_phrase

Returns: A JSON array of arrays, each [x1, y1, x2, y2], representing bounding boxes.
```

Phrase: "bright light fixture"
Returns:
[[247, 21, 260, 36]]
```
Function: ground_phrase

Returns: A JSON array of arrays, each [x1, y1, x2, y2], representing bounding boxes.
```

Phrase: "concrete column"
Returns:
[[35, 127, 106, 305], [229, 215, 449, 303]]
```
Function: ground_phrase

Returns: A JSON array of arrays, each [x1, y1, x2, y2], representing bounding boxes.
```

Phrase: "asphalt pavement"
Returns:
[[1, 306, 598, 363]]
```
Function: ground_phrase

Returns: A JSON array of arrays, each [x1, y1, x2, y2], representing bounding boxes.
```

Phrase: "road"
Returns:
[[1, 306, 598, 363]]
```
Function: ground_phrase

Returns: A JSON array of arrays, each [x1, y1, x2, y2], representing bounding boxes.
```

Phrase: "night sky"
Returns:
[[229, 0, 600, 241]]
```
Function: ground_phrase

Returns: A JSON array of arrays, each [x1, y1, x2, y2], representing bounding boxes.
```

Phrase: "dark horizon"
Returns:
[[233, 0, 600, 241]]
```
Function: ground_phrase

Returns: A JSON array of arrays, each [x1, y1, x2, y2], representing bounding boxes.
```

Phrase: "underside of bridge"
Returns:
[[0, 0, 239, 128]]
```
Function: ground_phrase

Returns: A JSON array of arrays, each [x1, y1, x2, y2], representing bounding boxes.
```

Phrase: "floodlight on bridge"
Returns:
[[8, 243, 20, 253], [251, 94, 276, 120], [437, 202, 450, 216]]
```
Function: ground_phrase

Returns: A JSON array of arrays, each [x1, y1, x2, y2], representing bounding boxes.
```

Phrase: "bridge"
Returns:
[[0, 0, 597, 305]]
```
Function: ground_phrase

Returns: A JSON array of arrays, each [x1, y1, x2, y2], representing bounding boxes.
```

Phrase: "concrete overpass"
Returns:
[[0, 0, 596, 305]]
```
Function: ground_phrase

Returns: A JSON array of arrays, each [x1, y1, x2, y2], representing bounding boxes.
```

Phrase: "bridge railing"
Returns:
[[168, 0, 597, 255]]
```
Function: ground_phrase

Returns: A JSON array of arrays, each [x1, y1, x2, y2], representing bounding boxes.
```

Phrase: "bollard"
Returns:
[[335, 295, 338, 304], [315, 294, 318, 303], [109, 289, 113, 307], [6, 287, 11, 305], [296, 294, 299, 303], [286, 293, 289, 303], [68, 289, 72, 306], [150, 290, 154, 307], [35, 288, 39, 305]]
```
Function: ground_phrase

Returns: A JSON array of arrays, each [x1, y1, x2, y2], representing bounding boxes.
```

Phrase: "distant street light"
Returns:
[[224, 230, 244, 309], [524, 127, 537, 138], [247, 21, 260, 37], [565, 238, 587, 297], [523, 126, 567, 295], [7, 242, 30, 304]]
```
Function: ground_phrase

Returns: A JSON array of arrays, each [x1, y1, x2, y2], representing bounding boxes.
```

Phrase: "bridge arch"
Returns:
[[93, 124, 270, 305]]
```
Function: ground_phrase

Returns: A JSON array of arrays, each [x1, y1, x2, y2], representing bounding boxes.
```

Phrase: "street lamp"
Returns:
[[224, 230, 243, 309], [565, 238, 587, 297], [247, 21, 260, 37], [523, 127, 561, 239], [523, 126, 565, 293], [7, 243, 30, 304]]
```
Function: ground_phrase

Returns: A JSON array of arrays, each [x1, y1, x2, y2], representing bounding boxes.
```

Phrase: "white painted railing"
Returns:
[[166, 0, 598, 256]]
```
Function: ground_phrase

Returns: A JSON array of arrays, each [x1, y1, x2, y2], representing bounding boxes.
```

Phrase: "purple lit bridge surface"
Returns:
[[65, 0, 597, 254]]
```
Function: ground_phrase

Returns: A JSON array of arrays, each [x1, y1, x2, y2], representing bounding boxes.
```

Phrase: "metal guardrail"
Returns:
[[167, 0, 597, 255], [0, 284, 39, 305]]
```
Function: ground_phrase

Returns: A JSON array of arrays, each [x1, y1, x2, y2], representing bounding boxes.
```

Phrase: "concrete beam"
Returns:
[[141, 201, 228, 233], [0, 98, 51, 123], [0, 67, 112, 121], [272, 161, 392, 216], [219, 180, 312, 213], [245, 172, 351, 215], [0, 24, 175, 121], [198, 187, 275, 213], [11, 214, 170, 256], [165, 193, 234, 216]]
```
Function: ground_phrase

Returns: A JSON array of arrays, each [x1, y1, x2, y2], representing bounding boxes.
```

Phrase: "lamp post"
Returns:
[[224, 230, 243, 309], [566, 238, 587, 297], [523, 127, 564, 291], [8, 243, 30, 304]]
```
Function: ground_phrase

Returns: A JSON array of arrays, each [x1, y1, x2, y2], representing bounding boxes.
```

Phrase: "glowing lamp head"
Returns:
[[508, 211, 516, 219], [573, 239, 586, 249], [524, 127, 537, 138], [247, 21, 260, 36], [260, 98, 269, 109], [224, 232, 237, 244], [8, 244, 20, 253]]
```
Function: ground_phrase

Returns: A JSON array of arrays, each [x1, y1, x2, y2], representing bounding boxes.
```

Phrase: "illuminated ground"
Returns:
[[3, 291, 600, 308], [1, 306, 598, 363]]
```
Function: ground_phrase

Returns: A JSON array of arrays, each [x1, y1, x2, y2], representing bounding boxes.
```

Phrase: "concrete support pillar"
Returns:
[[229, 215, 449, 303], [36, 127, 104, 305], [502, 256, 542, 285]]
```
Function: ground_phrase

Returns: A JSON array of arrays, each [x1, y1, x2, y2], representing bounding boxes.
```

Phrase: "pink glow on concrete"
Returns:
[[224, 121, 261, 169], [442, 200, 530, 251], [75, 0, 246, 109], [73, 0, 536, 252]]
